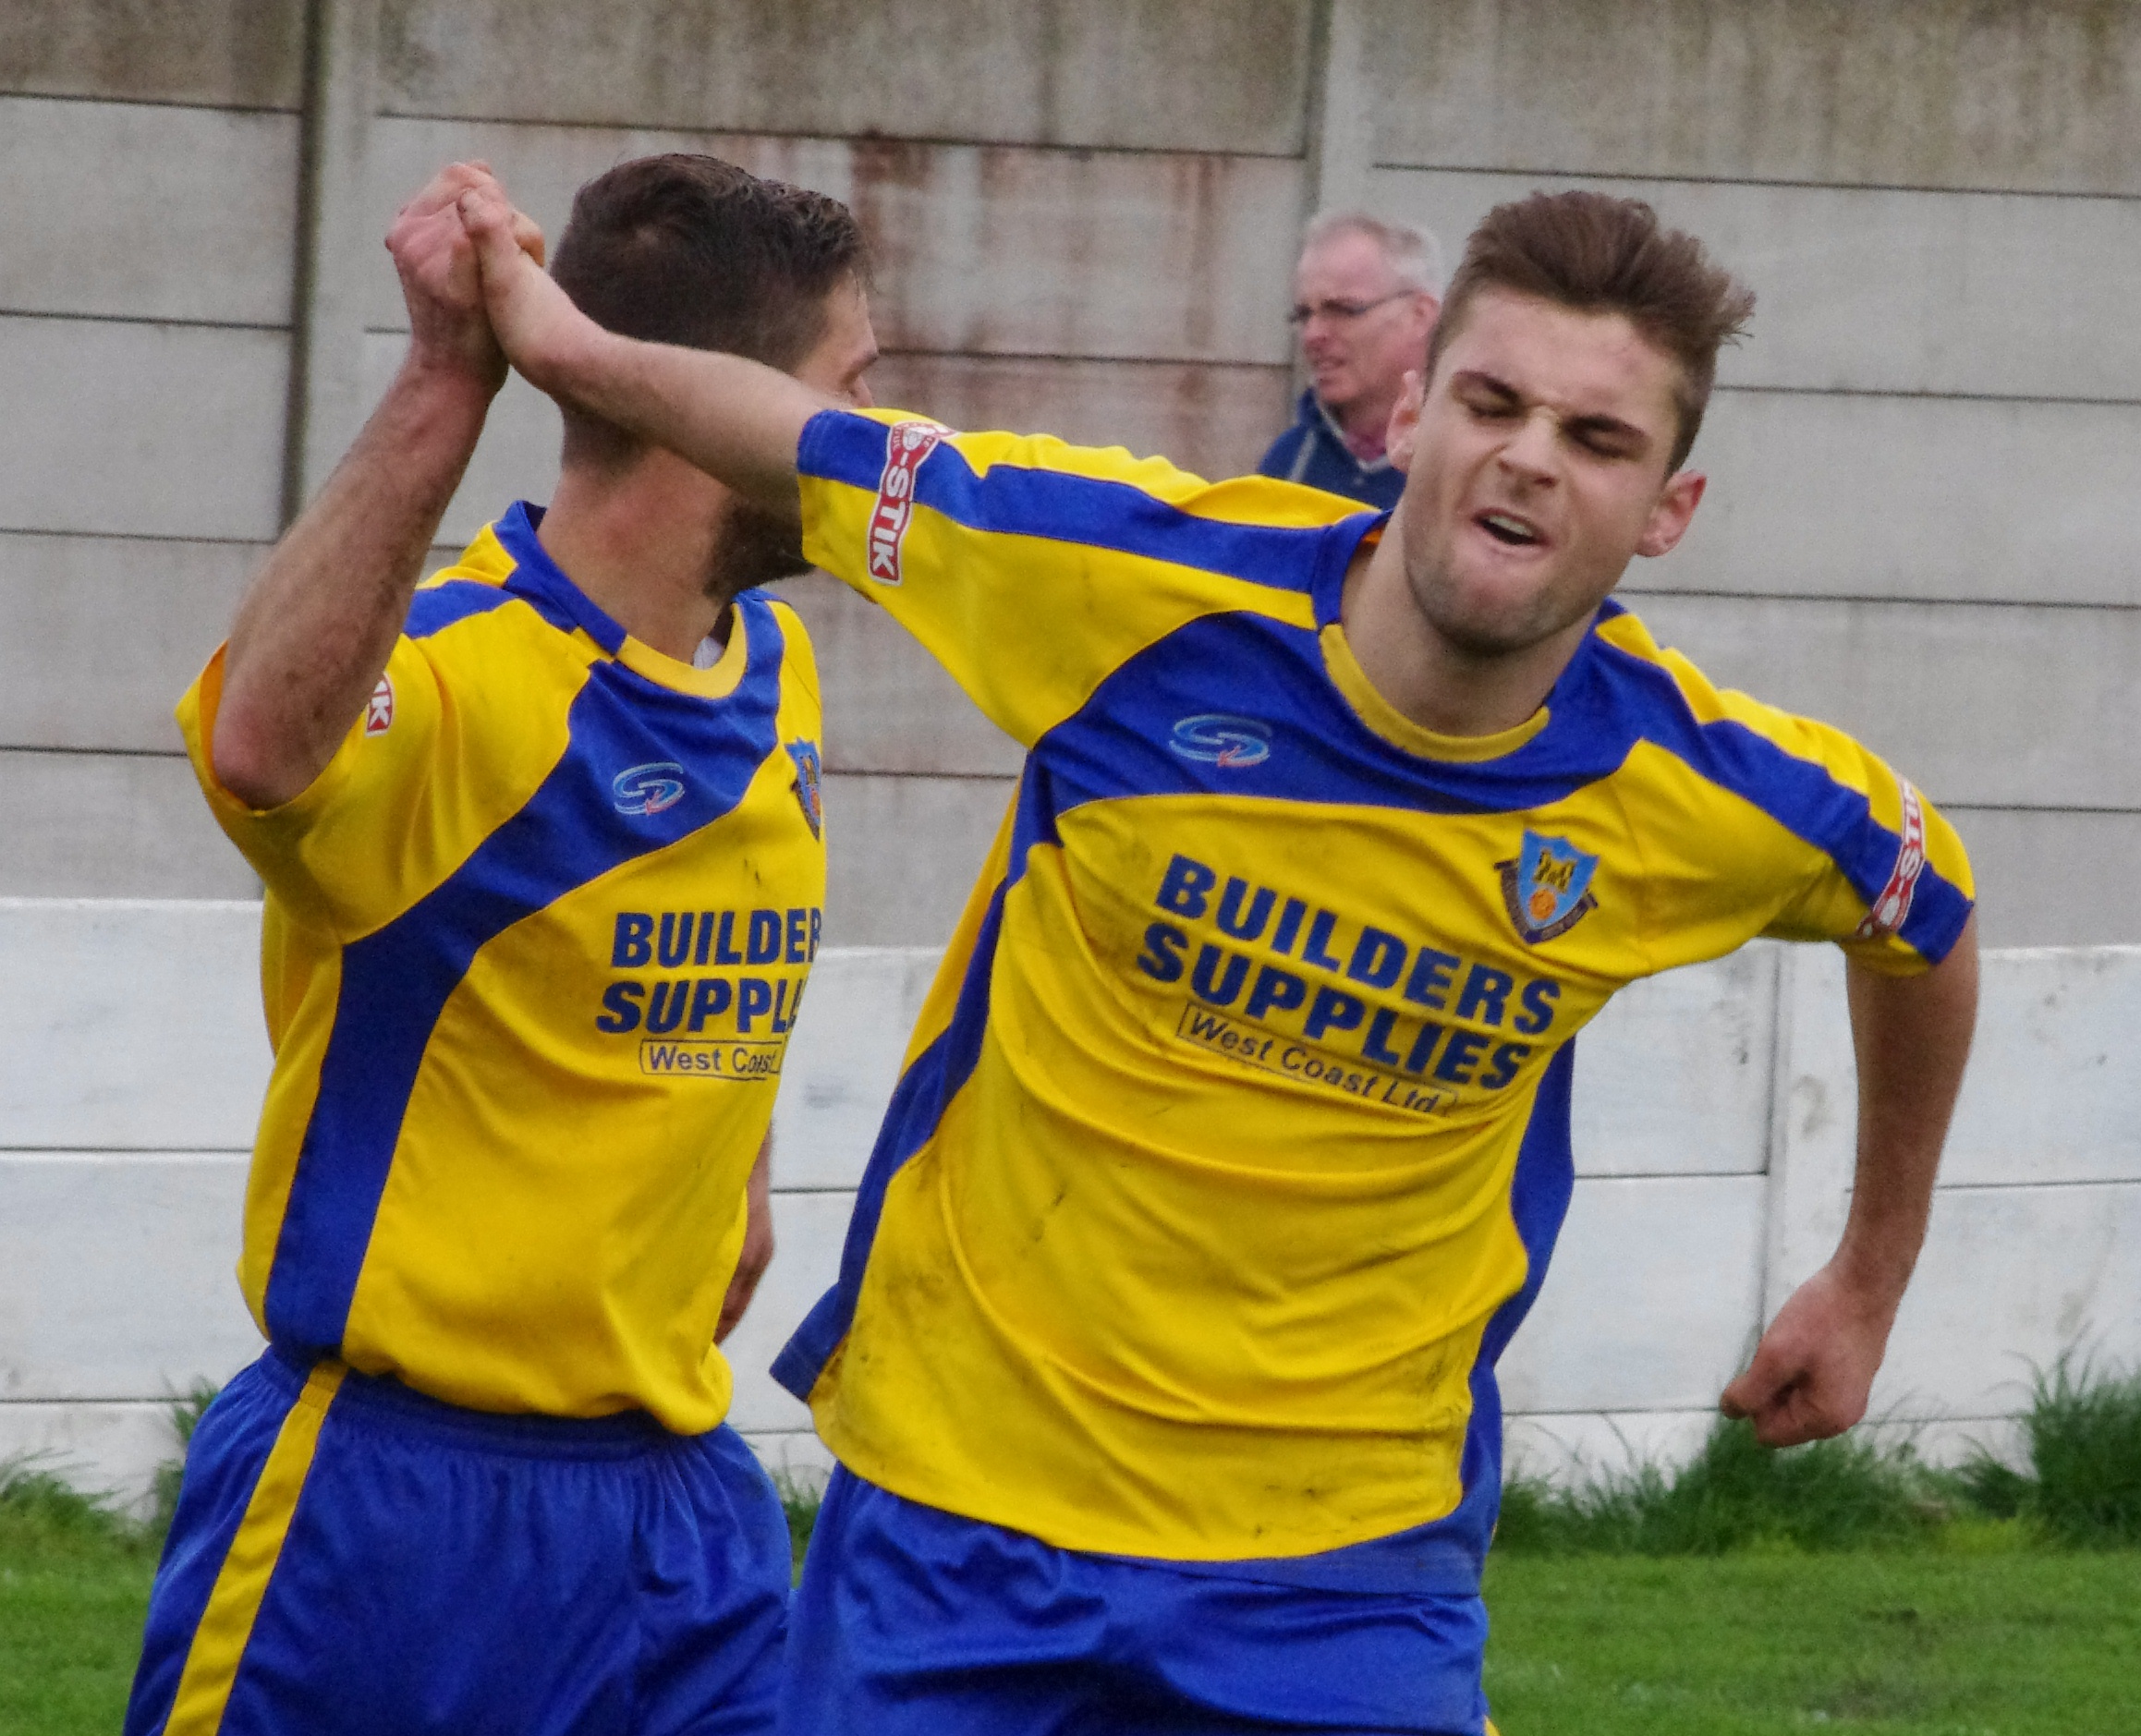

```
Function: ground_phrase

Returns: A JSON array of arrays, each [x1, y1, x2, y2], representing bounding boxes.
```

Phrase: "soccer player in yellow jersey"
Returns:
[[126, 159, 878, 1736], [462, 179, 1979, 1736]]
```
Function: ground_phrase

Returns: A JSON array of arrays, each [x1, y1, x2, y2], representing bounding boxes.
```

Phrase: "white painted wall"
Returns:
[[4, 900, 2135, 1511]]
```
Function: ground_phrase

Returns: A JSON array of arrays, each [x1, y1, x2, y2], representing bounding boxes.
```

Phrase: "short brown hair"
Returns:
[[1425, 191, 1754, 471], [549, 154, 869, 468]]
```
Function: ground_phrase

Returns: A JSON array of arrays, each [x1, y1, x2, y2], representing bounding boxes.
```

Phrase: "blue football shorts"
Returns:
[[778, 1468, 1497, 1736], [126, 1347, 790, 1736]]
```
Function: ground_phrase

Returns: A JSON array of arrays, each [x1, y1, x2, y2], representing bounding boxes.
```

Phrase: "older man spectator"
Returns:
[[1259, 212, 1442, 509]]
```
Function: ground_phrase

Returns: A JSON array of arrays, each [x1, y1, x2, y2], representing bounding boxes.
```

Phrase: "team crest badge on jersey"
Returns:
[[787, 739, 823, 839], [363, 675, 394, 735], [1499, 831, 1600, 944]]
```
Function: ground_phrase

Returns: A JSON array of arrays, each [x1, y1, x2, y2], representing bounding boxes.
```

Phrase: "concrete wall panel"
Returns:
[[0, 318, 289, 540], [0, 98, 298, 325], [1873, 1181, 2141, 1420], [1570, 948, 1777, 1178], [0, 534, 257, 753], [1496, 1175, 1769, 1415], [1372, 165, 2141, 402], [821, 772, 1016, 950], [772, 950, 943, 1193], [366, 118, 1304, 367], [1504, 1408, 1721, 1485], [0, 899, 269, 1150], [1945, 809, 2141, 950], [0, 1400, 187, 1517], [0, 754, 258, 899], [1369, 0, 2141, 197], [0, 0, 305, 110], [722, 1190, 852, 1436], [1940, 946, 2141, 1188], [867, 355, 1291, 484], [1626, 591, 2141, 812], [379, 0, 1315, 155], [1648, 390, 2141, 609], [0, 1155, 258, 1402]]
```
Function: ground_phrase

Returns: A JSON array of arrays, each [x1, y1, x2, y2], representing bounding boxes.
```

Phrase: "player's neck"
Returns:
[[1338, 539, 1587, 740], [539, 456, 728, 663]]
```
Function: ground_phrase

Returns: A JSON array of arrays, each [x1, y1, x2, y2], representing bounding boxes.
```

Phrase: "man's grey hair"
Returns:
[[1301, 211, 1444, 299]]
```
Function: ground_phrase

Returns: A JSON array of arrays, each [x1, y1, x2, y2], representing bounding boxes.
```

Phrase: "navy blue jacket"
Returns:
[[1256, 388, 1405, 511]]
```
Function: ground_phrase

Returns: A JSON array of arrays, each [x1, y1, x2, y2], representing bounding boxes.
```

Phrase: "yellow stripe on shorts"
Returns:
[[164, 1361, 346, 1735]]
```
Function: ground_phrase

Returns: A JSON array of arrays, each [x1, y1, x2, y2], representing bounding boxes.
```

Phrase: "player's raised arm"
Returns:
[[1721, 914, 1979, 1446], [211, 163, 540, 810], [458, 180, 828, 521]]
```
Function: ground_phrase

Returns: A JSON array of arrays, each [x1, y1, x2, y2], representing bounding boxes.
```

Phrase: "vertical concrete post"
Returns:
[[284, 0, 383, 522], [1293, 0, 1378, 398], [1304, 0, 1376, 219], [1762, 943, 1857, 1323]]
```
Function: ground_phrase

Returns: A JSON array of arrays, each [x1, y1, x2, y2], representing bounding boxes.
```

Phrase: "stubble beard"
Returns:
[[703, 495, 812, 604]]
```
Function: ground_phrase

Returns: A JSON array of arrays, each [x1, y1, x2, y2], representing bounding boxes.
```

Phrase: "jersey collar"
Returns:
[[491, 501, 754, 699]]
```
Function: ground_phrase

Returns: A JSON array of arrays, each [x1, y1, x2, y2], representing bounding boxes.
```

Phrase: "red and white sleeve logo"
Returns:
[[1854, 778, 1927, 940], [864, 420, 944, 587], [363, 674, 395, 735]]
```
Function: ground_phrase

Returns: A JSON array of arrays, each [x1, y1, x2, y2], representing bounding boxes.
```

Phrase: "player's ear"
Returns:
[[1636, 468, 1705, 558], [1385, 370, 1426, 475]]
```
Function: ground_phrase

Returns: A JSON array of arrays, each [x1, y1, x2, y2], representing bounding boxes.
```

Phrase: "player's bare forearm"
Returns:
[[715, 1131, 776, 1344], [1833, 914, 1979, 1305], [213, 162, 525, 810], [1721, 916, 1978, 1445], [456, 180, 826, 520], [213, 359, 492, 807]]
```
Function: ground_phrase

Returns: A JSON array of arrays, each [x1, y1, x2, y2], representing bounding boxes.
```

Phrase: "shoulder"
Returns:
[[1589, 602, 1851, 766]]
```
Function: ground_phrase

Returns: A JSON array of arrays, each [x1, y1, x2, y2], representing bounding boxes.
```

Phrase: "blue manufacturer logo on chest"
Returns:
[[613, 761, 687, 817], [1169, 713, 1271, 769], [1499, 831, 1600, 944]]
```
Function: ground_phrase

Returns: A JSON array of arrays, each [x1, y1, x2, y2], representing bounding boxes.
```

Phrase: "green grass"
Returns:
[[1482, 1551, 2141, 1733], [0, 1466, 160, 1736]]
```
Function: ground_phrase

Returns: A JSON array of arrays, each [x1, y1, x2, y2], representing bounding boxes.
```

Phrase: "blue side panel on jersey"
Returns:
[[406, 580, 517, 639], [262, 600, 786, 1356], [797, 409, 1375, 597], [493, 502, 630, 650], [772, 771, 1057, 1402], [1035, 610, 1634, 819], [1584, 637, 1975, 961]]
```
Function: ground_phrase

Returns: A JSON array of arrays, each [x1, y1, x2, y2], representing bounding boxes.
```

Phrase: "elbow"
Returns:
[[210, 699, 302, 811]]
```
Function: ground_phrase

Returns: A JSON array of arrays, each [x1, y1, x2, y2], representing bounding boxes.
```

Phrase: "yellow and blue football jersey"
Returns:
[[772, 410, 1974, 1579], [179, 504, 827, 1433]]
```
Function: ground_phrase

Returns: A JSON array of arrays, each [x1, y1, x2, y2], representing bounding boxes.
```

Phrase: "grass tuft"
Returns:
[[1986, 1355, 2141, 1547], [772, 1470, 826, 1579], [1497, 1418, 1951, 1557], [0, 1462, 150, 1564]]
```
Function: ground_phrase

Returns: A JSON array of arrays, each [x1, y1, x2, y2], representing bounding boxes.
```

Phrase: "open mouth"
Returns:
[[1476, 510, 1544, 548]]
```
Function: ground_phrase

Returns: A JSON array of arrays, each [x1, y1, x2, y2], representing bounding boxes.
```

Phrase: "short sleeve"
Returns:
[[795, 407, 1358, 748], [176, 604, 581, 938]]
